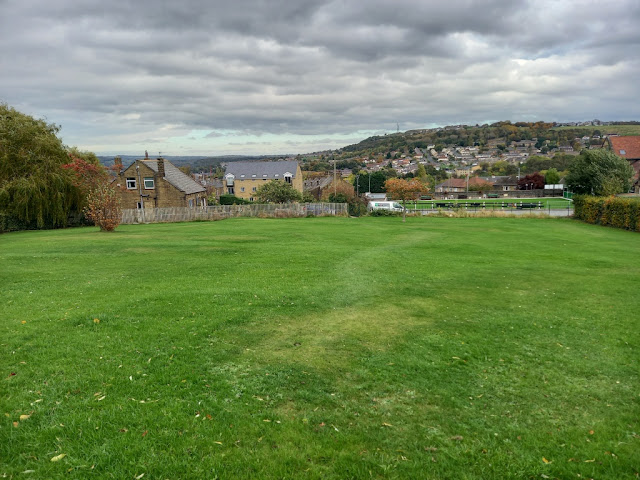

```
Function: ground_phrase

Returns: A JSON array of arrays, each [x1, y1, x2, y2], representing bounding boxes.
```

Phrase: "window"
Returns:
[[226, 174, 235, 186], [188, 199, 194, 208], [252, 187, 256, 192], [144, 177, 154, 189], [249, 197, 254, 202], [240, 187, 245, 192], [227, 186, 235, 194], [284, 174, 292, 184], [126, 177, 136, 189], [136, 201, 143, 209], [620, 149, 626, 155]]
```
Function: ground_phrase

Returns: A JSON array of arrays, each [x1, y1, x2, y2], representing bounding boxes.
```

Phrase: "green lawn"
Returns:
[[1, 217, 639, 479], [409, 198, 572, 210], [553, 125, 640, 136]]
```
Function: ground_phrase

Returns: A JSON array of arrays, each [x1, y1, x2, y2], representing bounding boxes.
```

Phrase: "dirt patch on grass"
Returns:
[[249, 299, 435, 371]]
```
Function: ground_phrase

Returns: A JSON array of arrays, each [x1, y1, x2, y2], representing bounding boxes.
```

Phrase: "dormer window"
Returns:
[[284, 172, 292, 184], [226, 174, 235, 186]]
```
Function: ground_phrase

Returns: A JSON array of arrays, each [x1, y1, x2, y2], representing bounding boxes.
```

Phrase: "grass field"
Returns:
[[409, 198, 573, 210], [1, 217, 639, 479], [552, 125, 640, 136]]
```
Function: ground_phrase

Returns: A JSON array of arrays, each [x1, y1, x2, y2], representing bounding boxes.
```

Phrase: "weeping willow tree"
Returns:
[[0, 104, 82, 229]]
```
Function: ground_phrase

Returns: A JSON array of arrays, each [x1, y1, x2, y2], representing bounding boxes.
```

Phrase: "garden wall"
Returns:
[[120, 203, 347, 224]]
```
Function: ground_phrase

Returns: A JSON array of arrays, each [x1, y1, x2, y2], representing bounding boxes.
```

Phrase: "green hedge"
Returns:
[[573, 195, 640, 232], [219, 194, 252, 205]]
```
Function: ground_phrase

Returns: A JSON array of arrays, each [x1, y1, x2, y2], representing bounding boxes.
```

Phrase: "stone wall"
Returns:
[[120, 203, 347, 224]]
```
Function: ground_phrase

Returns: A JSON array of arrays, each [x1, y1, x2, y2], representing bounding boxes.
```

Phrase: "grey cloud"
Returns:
[[1, 0, 639, 155]]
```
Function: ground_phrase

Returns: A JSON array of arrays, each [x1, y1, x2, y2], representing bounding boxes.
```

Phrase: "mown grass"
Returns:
[[1, 217, 639, 479]]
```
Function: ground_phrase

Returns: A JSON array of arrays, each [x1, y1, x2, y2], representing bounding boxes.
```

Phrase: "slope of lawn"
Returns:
[[1, 217, 639, 479]]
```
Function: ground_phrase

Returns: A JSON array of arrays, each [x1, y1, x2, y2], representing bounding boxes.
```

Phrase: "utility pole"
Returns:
[[333, 160, 337, 197]]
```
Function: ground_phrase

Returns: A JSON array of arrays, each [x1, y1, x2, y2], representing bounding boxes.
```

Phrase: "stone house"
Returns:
[[224, 161, 303, 201], [608, 136, 640, 193], [113, 157, 207, 209]]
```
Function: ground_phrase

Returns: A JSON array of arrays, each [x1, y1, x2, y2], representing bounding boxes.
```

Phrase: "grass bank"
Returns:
[[1, 217, 638, 479]]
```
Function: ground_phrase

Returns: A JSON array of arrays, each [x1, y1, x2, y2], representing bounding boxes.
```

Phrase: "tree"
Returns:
[[0, 104, 82, 228], [255, 180, 302, 203], [545, 168, 560, 185], [84, 183, 122, 232], [517, 172, 545, 190], [566, 150, 634, 196], [384, 177, 427, 222]]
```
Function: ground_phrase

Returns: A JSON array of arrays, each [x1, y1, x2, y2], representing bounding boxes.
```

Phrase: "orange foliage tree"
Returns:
[[62, 153, 121, 231], [384, 178, 427, 222]]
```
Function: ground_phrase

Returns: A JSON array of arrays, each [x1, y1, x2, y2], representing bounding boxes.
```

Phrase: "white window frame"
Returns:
[[144, 177, 155, 189], [126, 177, 137, 189]]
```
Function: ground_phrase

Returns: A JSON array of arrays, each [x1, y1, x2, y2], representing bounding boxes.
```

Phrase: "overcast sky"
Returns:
[[2, 0, 639, 156]]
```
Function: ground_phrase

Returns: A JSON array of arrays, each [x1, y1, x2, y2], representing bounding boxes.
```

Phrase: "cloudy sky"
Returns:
[[2, 0, 639, 156]]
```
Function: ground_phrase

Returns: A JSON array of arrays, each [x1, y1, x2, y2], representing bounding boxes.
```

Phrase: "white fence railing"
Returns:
[[121, 203, 347, 224]]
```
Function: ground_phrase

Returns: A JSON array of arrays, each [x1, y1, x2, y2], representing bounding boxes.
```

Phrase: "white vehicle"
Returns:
[[368, 200, 404, 212]]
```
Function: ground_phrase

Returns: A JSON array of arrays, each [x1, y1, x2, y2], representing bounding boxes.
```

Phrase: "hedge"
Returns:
[[573, 195, 640, 232]]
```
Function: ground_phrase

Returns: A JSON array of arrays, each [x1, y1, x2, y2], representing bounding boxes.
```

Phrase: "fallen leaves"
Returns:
[[19, 414, 31, 421], [50, 453, 66, 462], [542, 457, 551, 464]]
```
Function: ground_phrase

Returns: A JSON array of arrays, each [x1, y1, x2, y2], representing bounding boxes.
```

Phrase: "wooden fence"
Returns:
[[120, 203, 347, 224]]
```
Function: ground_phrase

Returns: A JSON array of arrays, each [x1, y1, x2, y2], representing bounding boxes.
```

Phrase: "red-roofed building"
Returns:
[[608, 136, 640, 193]]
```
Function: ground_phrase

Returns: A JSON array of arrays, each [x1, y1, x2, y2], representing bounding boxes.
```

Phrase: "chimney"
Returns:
[[157, 158, 165, 177], [114, 156, 123, 173]]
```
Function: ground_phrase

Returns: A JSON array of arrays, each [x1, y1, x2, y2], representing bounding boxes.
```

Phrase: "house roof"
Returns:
[[225, 160, 300, 179], [436, 178, 467, 189], [304, 176, 333, 190], [492, 175, 519, 186], [141, 159, 205, 195], [609, 136, 640, 160]]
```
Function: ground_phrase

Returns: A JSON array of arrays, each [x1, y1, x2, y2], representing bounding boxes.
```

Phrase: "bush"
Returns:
[[573, 195, 640, 232], [369, 209, 401, 217], [219, 194, 251, 205]]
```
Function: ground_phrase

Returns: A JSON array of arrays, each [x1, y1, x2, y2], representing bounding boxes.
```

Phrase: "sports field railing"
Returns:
[[121, 203, 348, 224]]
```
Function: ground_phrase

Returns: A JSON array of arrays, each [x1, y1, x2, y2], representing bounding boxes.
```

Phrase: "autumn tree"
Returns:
[[83, 183, 122, 231], [384, 177, 427, 222], [62, 148, 122, 231], [517, 172, 545, 190]]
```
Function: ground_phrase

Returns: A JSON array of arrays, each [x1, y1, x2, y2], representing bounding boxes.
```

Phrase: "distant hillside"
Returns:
[[334, 121, 640, 158]]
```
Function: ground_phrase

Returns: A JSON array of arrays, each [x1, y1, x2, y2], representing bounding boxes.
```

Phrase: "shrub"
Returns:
[[369, 209, 401, 217], [573, 195, 640, 232], [84, 185, 122, 232], [219, 194, 251, 205]]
